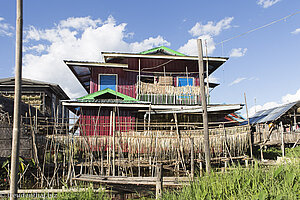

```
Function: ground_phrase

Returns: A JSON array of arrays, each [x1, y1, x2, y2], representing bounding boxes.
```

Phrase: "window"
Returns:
[[138, 75, 155, 84], [177, 77, 194, 87], [99, 74, 117, 91]]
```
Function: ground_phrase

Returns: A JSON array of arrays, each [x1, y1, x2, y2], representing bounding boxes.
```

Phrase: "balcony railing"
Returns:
[[139, 82, 204, 105], [139, 94, 201, 105]]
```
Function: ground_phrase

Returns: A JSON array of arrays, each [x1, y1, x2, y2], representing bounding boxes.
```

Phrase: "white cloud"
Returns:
[[189, 17, 234, 37], [282, 88, 300, 103], [257, 0, 281, 8], [291, 28, 300, 35], [205, 75, 219, 83], [177, 34, 216, 56], [229, 48, 248, 57], [249, 88, 300, 117], [59, 16, 102, 30], [23, 16, 170, 99], [24, 44, 47, 53], [228, 77, 246, 86], [0, 17, 14, 37], [178, 17, 233, 56], [249, 101, 280, 117], [129, 36, 170, 52]]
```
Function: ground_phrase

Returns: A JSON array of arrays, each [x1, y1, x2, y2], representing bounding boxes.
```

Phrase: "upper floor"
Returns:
[[65, 46, 228, 105]]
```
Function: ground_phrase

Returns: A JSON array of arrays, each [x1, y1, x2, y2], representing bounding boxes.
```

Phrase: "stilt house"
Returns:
[[63, 46, 244, 136]]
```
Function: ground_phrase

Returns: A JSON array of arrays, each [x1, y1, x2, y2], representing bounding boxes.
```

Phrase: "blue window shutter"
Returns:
[[178, 77, 193, 87], [100, 75, 116, 91]]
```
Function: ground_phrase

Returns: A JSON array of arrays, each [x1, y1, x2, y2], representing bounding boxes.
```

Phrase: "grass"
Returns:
[[162, 146, 300, 200], [162, 163, 299, 200]]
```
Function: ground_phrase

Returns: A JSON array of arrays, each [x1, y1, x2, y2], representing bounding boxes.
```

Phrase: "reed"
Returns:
[[163, 161, 300, 200]]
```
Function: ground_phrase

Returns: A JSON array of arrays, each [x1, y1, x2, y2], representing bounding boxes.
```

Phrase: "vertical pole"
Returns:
[[244, 93, 253, 159], [112, 108, 116, 176], [260, 144, 264, 161], [280, 121, 285, 157], [108, 111, 112, 175], [294, 109, 297, 131], [205, 40, 210, 104], [190, 137, 194, 180], [197, 39, 211, 174], [156, 163, 163, 199], [138, 59, 141, 100], [10, 0, 23, 199]]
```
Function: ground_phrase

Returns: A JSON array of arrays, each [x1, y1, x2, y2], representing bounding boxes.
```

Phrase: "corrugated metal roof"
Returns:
[[249, 102, 297, 124]]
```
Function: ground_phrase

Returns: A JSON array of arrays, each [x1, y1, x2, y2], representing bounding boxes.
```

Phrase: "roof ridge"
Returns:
[[77, 88, 138, 101], [139, 46, 186, 56]]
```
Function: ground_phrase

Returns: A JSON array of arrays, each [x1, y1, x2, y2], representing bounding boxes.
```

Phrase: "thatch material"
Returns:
[[140, 82, 205, 95]]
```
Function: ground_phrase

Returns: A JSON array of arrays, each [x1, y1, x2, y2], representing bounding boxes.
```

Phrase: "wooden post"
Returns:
[[138, 59, 141, 100], [156, 164, 163, 199], [199, 161, 203, 177], [197, 39, 211, 174], [294, 109, 297, 131], [205, 40, 210, 104], [173, 113, 186, 172], [260, 144, 264, 161], [10, 0, 23, 198], [280, 121, 285, 157], [112, 108, 116, 176], [108, 111, 113, 175], [190, 137, 194, 180], [101, 147, 104, 175], [224, 159, 228, 171], [244, 93, 253, 159]]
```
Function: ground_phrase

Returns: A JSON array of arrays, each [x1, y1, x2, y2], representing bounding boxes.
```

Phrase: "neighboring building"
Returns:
[[0, 78, 70, 158], [0, 77, 70, 119], [63, 46, 244, 136], [248, 101, 300, 146]]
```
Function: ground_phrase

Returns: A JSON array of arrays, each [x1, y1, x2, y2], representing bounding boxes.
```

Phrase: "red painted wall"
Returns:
[[79, 108, 136, 136]]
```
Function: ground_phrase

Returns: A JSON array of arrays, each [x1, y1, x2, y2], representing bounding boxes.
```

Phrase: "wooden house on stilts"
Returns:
[[62, 46, 251, 174]]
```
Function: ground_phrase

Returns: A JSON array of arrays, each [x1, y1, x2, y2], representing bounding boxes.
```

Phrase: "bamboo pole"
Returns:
[[280, 121, 285, 157], [190, 137, 194, 180], [10, 0, 23, 198], [205, 40, 210, 104], [244, 93, 253, 159], [197, 39, 211, 174], [156, 164, 163, 199], [112, 108, 116, 176]]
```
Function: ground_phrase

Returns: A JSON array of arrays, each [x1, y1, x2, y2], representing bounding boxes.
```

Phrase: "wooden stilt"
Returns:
[[112, 108, 116, 176], [280, 121, 285, 157], [156, 164, 163, 199], [190, 137, 194, 180]]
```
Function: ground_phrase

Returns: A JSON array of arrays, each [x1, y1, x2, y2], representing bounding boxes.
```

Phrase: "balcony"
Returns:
[[138, 82, 204, 105]]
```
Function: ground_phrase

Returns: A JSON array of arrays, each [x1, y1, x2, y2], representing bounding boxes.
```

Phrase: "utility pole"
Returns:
[[10, 0, 23, 199], [197, 39, 211, 174]]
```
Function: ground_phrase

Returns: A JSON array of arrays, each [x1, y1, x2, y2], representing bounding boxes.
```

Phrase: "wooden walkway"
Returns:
[[73, 174, 191, 187]]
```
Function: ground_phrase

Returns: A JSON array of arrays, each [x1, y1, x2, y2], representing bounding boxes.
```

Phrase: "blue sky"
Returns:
[[0, 0, 300, 116]]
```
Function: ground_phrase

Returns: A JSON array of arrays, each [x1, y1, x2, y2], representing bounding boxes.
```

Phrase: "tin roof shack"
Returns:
[[249, 101, 300, 147], [0, 77, 70, 131]]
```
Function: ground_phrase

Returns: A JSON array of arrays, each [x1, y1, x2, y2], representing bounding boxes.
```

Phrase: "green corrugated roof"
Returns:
[[78, 88, 138, 101], [139, 46, 186, 56]]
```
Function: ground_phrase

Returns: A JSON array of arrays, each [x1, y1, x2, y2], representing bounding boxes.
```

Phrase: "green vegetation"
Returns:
[[162, 146, 300, 200], [163, 163, 299, 200]]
